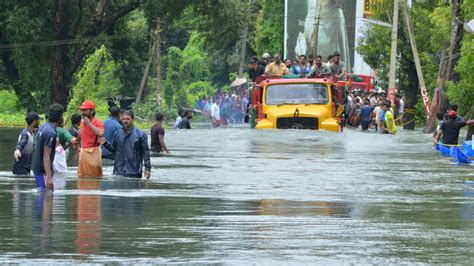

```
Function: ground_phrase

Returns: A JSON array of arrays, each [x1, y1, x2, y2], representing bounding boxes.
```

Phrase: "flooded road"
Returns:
[[0, 127, 473, 263]]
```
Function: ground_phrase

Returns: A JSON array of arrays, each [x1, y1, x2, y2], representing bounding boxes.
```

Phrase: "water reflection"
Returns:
[[75, 178, 102, 256], [32, 192, 53, 254], [1, 127, 474, 263], [255, 199, 351, 217], [462, 177, 474, 220], [0, 128, 21, 172]]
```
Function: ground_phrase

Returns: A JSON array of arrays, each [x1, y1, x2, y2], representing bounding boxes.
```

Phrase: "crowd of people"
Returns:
[[12, 100, 170, 192], [342, 91, 404, 134], [11, 49, 473, 192], [247, 51, 346, 81], [247, 51, 402, 134], [186, 92, 250, 128]]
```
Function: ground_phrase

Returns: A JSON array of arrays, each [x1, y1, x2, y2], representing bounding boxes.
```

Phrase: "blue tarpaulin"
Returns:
[[450, 146, 472, 164], [436, 142, 451, 156], [462, 141, 474, 157]]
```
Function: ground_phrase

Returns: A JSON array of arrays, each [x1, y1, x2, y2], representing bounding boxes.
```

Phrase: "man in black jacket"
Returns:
[[12, 112, 42, 175], [102, 110, 151, 179]]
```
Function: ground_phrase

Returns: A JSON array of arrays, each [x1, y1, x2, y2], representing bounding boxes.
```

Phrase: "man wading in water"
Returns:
[[150, 112, 170, 154], [12, 112, 42, 175], [434, 110, 474, 146], [33, 104, 64, 192], [78, 100, 104, 178], [101, 110, 151, 179]]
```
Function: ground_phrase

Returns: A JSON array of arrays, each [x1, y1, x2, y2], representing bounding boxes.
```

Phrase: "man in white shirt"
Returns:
[[211, 101, 221, 128], [373, 100, 383, 132], [173, 109, 184, 129]]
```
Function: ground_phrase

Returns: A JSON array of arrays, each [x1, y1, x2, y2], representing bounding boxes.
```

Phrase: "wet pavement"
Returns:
[[0, 126, 473, 263]]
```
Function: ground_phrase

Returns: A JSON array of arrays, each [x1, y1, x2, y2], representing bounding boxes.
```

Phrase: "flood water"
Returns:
[[0, 126, 473, 263]]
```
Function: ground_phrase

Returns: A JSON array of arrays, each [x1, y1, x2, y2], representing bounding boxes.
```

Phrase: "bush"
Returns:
[[0, 90, 22, 114], [132, 99, 177, 123]]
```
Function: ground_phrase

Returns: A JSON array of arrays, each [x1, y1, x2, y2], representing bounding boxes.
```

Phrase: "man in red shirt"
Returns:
[[78, 100, 105, 177]]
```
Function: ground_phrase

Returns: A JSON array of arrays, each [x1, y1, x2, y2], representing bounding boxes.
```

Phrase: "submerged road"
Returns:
[[0, 127, 473, 263]]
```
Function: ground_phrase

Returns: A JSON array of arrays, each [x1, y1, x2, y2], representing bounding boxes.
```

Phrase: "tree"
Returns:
[[251, 0, 284, 57], [0, 0, 141, 110], [447, 35, 474, 117], [356, 1, 451, 128], [424, 0, 466, 132], [51, 0, 141, 108], [67, 45, 113, 112]]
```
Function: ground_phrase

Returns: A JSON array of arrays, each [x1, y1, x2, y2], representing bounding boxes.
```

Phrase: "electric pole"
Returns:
[[388, 0, 399, 101], [155, 17, 162, 108]]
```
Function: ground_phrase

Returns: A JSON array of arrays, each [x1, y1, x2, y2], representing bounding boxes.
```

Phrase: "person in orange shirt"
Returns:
[[78, 100, 105, 178]]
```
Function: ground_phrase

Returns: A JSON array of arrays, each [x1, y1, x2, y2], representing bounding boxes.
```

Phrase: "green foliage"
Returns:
[[132, 97, 176, 123], [446, 0, 474, 117], [184, 81, 215, 105], [162, 32, 216, 110], [163, 46, 183, 108], [67, 45, 115, 112], [110, 10, 149, 98], [447, 38, 474, 117], [95, 60, 122, 98], [180, 33, 211, 83], [0, 113, 28, 128], [251, 0, 284, 56], [0, 0, 267, 118], [356, 25, 391, 86], [0, 90, 22, 114]]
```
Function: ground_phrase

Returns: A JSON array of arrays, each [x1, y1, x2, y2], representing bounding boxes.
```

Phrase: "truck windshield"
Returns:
[[265, 83, 329, 105]]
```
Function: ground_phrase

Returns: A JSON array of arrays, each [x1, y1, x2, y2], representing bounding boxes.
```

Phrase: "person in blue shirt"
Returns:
[[291, 55, 311, 76], [33, 104, 64, 192], [102, 110, 151, 179], [360, 100, 375, 131], [102, 105, 122, 159]]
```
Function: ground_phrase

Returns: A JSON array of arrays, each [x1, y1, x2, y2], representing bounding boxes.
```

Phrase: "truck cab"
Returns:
[[252, 77, 341, 131]]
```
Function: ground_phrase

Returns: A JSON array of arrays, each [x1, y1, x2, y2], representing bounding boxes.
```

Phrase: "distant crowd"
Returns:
[[186, 92, 250, 128]]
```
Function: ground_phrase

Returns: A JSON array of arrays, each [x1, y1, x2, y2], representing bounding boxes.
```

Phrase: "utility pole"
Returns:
[[155, 17, 162, 109], [387, 0, 399, 102], [402, 0, 430, 119], [309, 1, 322, 57], [239, 0, 253, 78], [135, 41, 157, 104], [238, 20, 249, 78]]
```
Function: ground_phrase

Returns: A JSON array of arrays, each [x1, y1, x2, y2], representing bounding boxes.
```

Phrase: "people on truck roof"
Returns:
[[308, 55, 315, 66], [247, 58, 265, 82], [258, 53, 270, 68], [264, 54, 288, 76], [328, 51, 346, 80], [308, 55, 329, 78], [291, 55, 311, 76]]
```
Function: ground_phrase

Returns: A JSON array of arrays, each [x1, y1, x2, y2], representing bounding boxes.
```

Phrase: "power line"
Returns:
[[0, 32, 149, 51]]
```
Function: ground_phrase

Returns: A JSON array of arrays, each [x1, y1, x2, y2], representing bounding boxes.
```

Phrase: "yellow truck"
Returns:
[[251, 77, 342, 132]]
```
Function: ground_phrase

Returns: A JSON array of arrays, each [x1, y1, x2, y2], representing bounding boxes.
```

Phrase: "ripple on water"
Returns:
[[0, 127, 473, 263]]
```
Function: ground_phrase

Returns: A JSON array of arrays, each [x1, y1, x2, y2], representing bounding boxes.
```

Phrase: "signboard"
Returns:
[[284, 0, 357, 72], [363, 0, 386, 18]]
